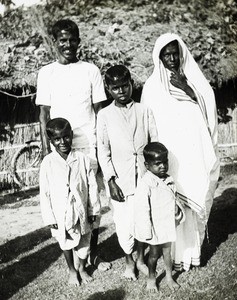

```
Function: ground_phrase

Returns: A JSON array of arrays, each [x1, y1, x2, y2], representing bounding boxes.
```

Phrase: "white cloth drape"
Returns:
[[141, 33, 220, 270]]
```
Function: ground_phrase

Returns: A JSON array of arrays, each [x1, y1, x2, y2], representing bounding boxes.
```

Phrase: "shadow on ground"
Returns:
[[201, 187, 237, 266], [0, 227, 51, 264], [0, 242, 61, 300], [87, 229, 124, 276], [87, 288, 126, 300], [0, 188, 39, 206]]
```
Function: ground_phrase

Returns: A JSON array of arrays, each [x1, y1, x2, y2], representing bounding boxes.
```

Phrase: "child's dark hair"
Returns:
[[46, 118, 72, 139], [105, 65, 132, 86], [51, 19, 79, 40], [143, 142, 168, 163]]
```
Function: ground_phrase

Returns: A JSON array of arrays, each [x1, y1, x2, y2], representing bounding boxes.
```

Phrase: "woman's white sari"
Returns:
[[142, 33, 220, 271]]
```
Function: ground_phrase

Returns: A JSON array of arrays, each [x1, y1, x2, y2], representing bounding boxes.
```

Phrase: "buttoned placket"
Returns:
[[117, 102, 139, 176]]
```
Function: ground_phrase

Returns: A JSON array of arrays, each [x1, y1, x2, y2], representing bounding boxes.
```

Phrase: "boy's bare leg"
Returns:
[[123, 253, 137, 281], [73, 249, 80, 270], [136, 241, 148, 276], [79, 257, 93, 284], [89, 228, 111, 271], [63, 249, 80, 286], [147, 245, 159, 293], [162, 242, 180, 290]]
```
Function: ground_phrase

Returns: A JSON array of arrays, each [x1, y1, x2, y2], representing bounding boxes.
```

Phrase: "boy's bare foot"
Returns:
[[123, 262, 137, 281], [92, 256, 112, 271], [136, 261, 148, 276], [166, 277, 180, 291], [68, 269, 80, 286], [80, 269, 93, 284], [147, 278, 158, 293]]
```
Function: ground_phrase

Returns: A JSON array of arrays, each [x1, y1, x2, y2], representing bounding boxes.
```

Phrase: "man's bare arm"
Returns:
[[39, 105, 51, 157]]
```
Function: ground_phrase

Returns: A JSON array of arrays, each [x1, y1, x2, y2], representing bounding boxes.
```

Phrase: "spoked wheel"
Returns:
[[12, 144, 41, 188]]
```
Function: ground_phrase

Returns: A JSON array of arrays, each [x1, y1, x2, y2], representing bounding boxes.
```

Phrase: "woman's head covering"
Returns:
[[141, 33, 219, 217], [142, 33, 218, 145]]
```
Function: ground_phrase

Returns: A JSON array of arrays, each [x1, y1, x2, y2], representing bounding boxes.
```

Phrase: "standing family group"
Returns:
[[37, 19, 220, 293]]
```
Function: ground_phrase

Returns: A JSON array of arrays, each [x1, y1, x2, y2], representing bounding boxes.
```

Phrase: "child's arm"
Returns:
[[97, 111, 125, 201], [175, 198, 186, 226], [96, 112, 117, 179], [39, 159, 57, 227]]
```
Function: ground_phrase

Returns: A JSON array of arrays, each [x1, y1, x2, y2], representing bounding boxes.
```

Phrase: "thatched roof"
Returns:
[[0, 0, 237, 93]]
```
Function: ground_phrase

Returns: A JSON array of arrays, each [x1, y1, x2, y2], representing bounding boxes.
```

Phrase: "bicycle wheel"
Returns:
[[12, 144, 41, 188]]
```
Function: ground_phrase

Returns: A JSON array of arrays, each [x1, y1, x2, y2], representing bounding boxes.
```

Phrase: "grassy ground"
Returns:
[[0, 166, 237, 300]]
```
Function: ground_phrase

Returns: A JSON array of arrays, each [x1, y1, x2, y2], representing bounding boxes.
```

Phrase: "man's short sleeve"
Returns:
[[90, 65, 106, 104], [35, 65, 52, 107]]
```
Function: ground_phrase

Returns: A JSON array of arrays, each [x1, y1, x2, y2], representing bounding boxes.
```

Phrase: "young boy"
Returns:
[[97, 65, 158, 280], [133, 142, 185, 293], [39, 118, 100, 286], [36, 19, 110, 271]]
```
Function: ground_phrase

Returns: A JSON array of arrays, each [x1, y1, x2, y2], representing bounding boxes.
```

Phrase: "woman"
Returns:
[[141, 33, 220, 271]]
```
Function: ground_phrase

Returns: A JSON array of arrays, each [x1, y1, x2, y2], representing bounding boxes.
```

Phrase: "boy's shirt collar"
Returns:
[[114, 99, 134, 108], [145, 170, 174, 186], [51, 147, 77, 164]]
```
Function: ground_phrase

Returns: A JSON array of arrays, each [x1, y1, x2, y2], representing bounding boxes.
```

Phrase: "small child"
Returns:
[[97, 65, 158, 280], [39, 117, 100, 286], [134, 142, 185, 293]]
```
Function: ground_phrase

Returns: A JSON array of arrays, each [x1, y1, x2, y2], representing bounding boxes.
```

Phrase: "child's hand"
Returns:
[[48, 224, 58, 229], [88, 215, 96, 224], [108, 177, 125, 202], [175, 205, 183, 226]]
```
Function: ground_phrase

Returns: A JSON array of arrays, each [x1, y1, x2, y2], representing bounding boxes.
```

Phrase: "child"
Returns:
[[97, 65, 158, 280], [36, 18, 110, 272], [133, 142, 185, 293], [39, 118, 100, 286]]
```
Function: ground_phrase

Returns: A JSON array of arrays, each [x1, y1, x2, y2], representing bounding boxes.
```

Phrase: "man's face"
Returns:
[[160, 41, 180, 71], [49, 127, 73, 158], [107, 79, 133, 106], [54, 30, 80, 64]]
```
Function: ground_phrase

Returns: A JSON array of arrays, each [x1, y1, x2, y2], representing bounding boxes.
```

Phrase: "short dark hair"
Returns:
[[143, 142, 168, 163], [46, 118, 72, 139], [51, 19, 79, 40], [104, 65, 132, 86]]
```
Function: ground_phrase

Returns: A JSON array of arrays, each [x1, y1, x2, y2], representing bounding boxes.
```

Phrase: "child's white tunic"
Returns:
[[134, 171, 177, 245], [39, 150, 100, 250]]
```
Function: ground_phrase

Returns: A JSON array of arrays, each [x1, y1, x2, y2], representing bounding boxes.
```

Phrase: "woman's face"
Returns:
[[160, 41, 180, 71]]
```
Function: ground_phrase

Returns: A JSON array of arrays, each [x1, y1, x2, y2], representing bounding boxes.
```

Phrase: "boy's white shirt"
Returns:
[[36, 60, 106, 148], [97, 100, 158, 197], [39, 149, 100, 249], [134, 171, 185, 244]]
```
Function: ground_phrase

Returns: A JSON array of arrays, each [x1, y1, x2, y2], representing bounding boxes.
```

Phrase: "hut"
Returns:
[[0, 0, 237, 193]]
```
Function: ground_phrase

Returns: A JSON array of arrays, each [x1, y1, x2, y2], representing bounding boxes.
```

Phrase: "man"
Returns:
[[36, 19, 111, 271]]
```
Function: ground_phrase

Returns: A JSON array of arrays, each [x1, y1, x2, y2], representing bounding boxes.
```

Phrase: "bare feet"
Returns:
[[92, 256, 112, 271], [147, 278, 158, 293], [166, 277, 180, 291], [80, 269, 93, 284], [136, 261, 149, 276], [68, 269, 80, 286], [123, 262, 137, 281]]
